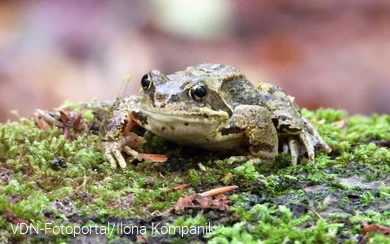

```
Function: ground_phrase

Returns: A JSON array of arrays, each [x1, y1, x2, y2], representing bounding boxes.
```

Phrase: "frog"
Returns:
[[101, 63, 331, 168]]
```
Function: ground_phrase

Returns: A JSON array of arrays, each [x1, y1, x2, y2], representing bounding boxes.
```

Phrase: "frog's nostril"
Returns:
[[154, 94, 180, 107], [169, 94, 180, 102], [153, 99, 166, 108]]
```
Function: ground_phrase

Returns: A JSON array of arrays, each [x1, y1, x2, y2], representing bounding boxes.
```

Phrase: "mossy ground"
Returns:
[[0, 108, 390, 243]]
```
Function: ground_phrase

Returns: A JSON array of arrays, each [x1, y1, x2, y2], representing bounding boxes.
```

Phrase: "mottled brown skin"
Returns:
[[101, 63, 331, 168]]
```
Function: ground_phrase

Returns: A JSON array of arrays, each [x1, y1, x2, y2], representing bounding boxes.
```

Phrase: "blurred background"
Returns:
[[0, 0, 389, 122]]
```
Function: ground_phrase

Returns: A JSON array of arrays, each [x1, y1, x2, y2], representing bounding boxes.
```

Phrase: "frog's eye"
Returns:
[[141, 74, 151, 90], [190, 84, 207, 102]]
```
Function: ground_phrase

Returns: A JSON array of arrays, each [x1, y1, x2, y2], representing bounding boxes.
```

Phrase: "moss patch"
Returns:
[[1, 108, 390, 243]]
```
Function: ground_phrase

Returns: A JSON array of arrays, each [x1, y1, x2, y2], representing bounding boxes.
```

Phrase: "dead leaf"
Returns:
[[139, 153, 168, 163], [35, 107, 89, 137], [175, 194, 231, 212], [199, 185, 238, 197], [173, 183, 191, 190], [332, 120, 345, 128], [4, 210, 30, 225], [360, 220, 390, 244], [175, 185, 237, 212], [33, 112, 49, 131], [136, 235, 148, 243], [373, 140, 390, 148], [175, 195, 195, 211], [64, 127, 71, 140], [309, 209, 323, 219], [361, 221, 390, 235]]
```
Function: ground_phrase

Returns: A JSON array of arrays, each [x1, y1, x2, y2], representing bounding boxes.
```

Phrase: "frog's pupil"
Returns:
[[194, 85, 207, 98], [141, 74, 150, 90]]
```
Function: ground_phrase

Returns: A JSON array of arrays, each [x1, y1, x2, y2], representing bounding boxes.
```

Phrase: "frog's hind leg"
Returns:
[[227, 105, 279, 164], [257, 82, 283, 96], [298, 129, 316, 163], [123, 146, 141, 161], [302, 117, 332, 152]]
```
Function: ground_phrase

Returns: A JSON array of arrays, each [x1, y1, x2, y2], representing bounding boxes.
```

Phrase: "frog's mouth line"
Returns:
[[133, 108, 229, 124]]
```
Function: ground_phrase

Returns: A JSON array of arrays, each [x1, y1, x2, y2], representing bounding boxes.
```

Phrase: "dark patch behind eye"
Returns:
[[204, 89, 233, 117], [220, 126, 244, 136], [131, 111, 148, 125], [272, 118, 279, 127]]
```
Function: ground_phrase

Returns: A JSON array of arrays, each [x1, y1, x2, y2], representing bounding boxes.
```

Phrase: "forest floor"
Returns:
[[1, 107, 390, 243]]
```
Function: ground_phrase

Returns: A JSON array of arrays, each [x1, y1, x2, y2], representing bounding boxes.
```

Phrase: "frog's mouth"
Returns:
[[131, 107, 243, 150], [132, 108, 228, 126]]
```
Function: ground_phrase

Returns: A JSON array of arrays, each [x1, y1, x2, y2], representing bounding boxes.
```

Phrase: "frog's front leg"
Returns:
[[103, 140, 127, 169], [100, 96, 142, 168], [102, 136, 141, 168], [226, 105, 278, 164]]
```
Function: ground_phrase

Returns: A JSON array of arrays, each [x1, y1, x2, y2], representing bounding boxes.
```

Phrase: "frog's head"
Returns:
[[131, 63, 239, 141]]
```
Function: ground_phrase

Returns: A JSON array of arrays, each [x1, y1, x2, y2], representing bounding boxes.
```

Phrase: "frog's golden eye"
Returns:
[[141, 74, 151, 90], [190, 84, 207, 102]]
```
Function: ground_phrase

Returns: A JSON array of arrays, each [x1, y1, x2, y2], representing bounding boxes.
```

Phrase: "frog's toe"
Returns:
[[103, 142, 127, 168], [288, 138, 300, 165], [316, 136, 332, 153], [105, 149, 117, 168], [282, 142, 289, 154], [112, 148, 127, 168], [123, 146, 141, 161], [103, 144, 118, 168], [302, 117, 332, 153], [299, 129, 315, 163]]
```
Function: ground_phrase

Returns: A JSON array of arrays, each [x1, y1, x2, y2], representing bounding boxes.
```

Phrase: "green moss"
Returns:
[[302, 108, 346, 123], [233, 162, 261, 182], [207, 203, 342, 244], [1, 108, 390, 242]]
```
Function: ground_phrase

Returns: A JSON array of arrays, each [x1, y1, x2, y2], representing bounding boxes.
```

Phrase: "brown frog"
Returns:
[[102, 63, 331, 168]]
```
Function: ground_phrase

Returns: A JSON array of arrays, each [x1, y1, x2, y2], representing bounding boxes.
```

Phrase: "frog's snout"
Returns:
[[154, 94, 181, 108]]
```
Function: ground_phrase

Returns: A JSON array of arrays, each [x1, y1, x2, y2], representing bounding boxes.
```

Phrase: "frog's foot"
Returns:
[[298, 128, 316, 163], [102, 141, 141, 168], [285, 120, 332, 165], [302, 117, 332, 153]]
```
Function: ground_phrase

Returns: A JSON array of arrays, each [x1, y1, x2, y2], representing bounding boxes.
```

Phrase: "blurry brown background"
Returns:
[[0, 0, 389, 122]]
